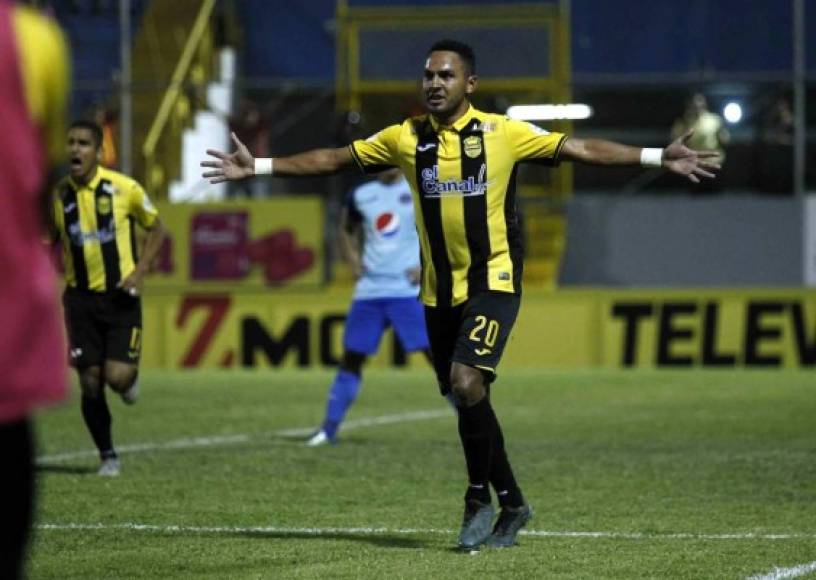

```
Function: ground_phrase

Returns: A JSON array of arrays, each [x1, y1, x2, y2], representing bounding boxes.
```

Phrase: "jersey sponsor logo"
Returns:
[[399, 193, 412, 204], [498, 272, 510, 281], [476, 122, 496, 133], [68, 222, 116, 245], [474, 347, 492, 356], [63, 202, 76, 213], [102, 181, 117, 195], [417, 143, 437, 152], [420, 164, 490, 198], [375, 212, 400, 238], [70, 347, 83, 359], [463, 136, 483, 158]]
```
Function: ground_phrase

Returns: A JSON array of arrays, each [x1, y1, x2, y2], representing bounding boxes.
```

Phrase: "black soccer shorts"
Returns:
[[62, 287, 143, 368], [424, 291, 521, 394]]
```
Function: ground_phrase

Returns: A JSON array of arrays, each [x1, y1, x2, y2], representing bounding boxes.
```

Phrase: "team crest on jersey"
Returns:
[[97, 196, 112, 215], [375, 212, 400, 238], [463, 136, 483, 158]]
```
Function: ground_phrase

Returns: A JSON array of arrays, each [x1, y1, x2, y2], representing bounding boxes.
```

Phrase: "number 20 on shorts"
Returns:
[[469, 315, 499, 347]]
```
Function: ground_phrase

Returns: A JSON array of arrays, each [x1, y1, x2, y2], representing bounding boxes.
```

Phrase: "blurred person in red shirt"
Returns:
[[0, 2, 70, 577]]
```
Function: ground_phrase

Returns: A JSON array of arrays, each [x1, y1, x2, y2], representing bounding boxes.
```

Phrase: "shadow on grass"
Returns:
[[35, 463, 96, 475]]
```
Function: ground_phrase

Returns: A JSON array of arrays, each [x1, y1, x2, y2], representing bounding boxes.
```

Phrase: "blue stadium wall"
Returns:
[[239, 0, 816, 81]]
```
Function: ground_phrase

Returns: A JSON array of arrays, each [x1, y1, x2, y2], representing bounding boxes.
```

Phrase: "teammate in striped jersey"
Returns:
[[52, 120, 167, 477]]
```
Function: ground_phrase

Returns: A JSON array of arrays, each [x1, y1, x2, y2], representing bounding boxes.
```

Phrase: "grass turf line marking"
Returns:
[[36, 408, 451, 463], [746, 561, 816, 580], [37, 522, 816, 541]]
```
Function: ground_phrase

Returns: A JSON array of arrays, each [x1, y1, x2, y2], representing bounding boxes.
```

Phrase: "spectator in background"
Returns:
[[757, 95, 794, 194], [229, 99, 270, 198], [0, 3, 70, 578], [672, 93, 729, 191]]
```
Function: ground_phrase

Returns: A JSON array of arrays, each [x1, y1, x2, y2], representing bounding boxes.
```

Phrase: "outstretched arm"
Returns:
[[201, 133, 356, 183], [559, 130, 720, 184]]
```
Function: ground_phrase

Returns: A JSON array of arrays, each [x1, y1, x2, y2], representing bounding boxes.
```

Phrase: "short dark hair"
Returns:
[[69, 120, 103, 149], [428, 39, 476, 76]]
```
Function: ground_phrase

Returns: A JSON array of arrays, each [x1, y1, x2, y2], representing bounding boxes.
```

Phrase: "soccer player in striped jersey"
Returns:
[[202, 39, 719, 550], [52, 120, 167, 477]]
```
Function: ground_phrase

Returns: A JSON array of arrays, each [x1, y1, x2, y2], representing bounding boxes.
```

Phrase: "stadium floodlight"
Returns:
[[723, 102, 743, 124], [506, 104, 593, 121]]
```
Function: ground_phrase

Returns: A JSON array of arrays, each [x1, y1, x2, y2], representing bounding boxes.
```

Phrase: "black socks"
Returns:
[[488, 410, 525, 508], [458, 398, 493, 504], [458, 397, 524, 507], [81, 393, 115, 459]]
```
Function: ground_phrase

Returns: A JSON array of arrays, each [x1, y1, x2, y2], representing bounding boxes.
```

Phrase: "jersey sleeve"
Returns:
[[14, 6, 70, 166], [128, 180, 159, 228], [505, 118, 567, 165], [348, 124, 402, 174]]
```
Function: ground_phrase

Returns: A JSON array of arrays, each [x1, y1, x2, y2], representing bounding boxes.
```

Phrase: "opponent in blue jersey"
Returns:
[[307, 168, 432, 445]]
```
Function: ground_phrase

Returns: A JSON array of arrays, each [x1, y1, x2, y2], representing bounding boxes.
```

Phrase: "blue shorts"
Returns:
[[344, 297, 429, 355]]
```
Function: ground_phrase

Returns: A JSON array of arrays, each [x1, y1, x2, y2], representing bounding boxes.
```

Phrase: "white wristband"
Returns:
[[254, 158, 274, 176], [640, 148, 664, 168]]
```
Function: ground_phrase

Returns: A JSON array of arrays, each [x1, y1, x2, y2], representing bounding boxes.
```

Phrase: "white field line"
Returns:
[[36, 408, 451, 463], [747, 561, 816, 580], [36, 522, 816, 542]]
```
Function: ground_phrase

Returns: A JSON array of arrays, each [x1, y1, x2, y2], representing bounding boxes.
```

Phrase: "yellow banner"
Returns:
[[140, 289, 816, 369], [145, 198, 324, 292], [141, 290, 428, 370], [600, 292, 816, 368]]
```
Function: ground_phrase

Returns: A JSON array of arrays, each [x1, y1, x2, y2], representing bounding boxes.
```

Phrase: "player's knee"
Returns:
[[449, 364, 485, 407], [78, 367, 104, 397], [340, 351, 366, 376], [106, 367, 138, 393]]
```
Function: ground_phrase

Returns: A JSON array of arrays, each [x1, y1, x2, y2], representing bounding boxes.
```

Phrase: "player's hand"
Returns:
[[117, 271, 143, 297], [406, 266, 421, 285], [200, 133, 255, 183], [662, 129, 721, 184]]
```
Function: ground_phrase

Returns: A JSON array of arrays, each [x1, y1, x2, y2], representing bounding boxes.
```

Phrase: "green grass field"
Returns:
[[29, 369, 816, 579]]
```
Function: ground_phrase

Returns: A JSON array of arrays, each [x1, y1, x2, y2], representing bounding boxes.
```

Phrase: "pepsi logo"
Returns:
[[375, 212, 400, 238]]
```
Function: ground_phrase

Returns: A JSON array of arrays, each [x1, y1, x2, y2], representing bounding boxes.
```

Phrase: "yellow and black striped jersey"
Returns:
[[53, 166, 159, 292], [349, 105, 566, 307]]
